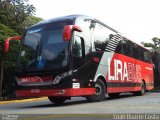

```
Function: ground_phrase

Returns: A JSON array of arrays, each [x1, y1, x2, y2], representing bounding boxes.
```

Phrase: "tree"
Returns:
[[0, 23, 18, 41], [0, 23, 19, 98], [0, 0, 36, 34], [141, 37, 160, 63], [141, 37, 160, 84], [0, 0, 43, 99], [141, 37, 160, 51], [22, 15, 43, 29]]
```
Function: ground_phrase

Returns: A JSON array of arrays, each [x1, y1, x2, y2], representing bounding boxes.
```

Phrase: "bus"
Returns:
[[7, 15, 153, 104]]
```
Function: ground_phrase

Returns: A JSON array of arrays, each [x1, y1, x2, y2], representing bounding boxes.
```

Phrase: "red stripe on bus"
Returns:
[[107, 87, 141, 93], [16, 88, 95, 97]]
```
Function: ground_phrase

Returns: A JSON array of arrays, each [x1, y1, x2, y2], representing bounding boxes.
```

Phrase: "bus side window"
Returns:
[[94, 23, 114, 51], [122, 40, 132, 57], [132, 44, 141, 60], [144, 51, 152, 63], [139, 48, 145, 61], [75, 18, 93, 55], [115, 40, 124, 54]]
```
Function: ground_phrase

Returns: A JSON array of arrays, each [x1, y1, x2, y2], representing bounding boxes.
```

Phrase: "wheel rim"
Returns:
[[95, 83, 102, 96], [141, 82, 145, 94]]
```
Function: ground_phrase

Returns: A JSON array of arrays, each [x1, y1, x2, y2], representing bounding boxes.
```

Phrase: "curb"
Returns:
[[0, 97, 48, 104]]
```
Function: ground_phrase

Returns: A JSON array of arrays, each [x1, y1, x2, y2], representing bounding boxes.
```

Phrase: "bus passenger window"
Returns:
[[115, 40, 123, 54], [94, 23, 114, 51], [144, 51, 152, 63], [123, 40, 132, 57], [132, 44, 140, 60], [139, 48, 145, 61]]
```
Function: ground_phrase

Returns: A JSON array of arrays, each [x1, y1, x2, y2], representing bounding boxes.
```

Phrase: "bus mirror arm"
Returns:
[[63, 25, 82, 41], [4, 36, 22, 53]]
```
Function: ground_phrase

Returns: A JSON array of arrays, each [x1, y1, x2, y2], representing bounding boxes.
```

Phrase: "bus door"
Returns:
[[71, 23, 94, 87], [72, 34, 85, 69]]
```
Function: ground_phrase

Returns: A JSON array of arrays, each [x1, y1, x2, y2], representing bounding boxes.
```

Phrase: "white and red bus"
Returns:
[[6, 15, 153, 104]]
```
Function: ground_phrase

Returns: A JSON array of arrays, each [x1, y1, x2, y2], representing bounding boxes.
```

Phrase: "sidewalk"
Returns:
[[0, 97, 48, 104]]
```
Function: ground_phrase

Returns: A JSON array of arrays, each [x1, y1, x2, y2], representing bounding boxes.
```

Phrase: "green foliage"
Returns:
[[141, 37, 160, 80], [141, 37, 160, 64], [22, 15, 43, 29], [4, 40, 20, 69], [0, 0, 43, 70], [141, 37, 160, 50], [0, 23, 18, 41], [0, 23, 19, 69], [0, 0, 36, 34], [0, 0, 43, 98]]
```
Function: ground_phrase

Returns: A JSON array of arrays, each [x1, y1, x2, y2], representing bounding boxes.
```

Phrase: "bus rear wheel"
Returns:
[[133, 81, 146, 96], [48, 96, 67, 105], [86, 79, 106, 102]]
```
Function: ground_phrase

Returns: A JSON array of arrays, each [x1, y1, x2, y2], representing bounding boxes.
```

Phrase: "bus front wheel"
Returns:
[[86, 79, 106, 102], [48, 96, 67, 105]]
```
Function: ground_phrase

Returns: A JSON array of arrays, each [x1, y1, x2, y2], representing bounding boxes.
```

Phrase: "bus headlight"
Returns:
[[52, 70, 72, 84], [52, 76, 61, 84]]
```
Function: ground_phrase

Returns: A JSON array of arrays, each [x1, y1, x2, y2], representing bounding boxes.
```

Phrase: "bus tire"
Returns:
[[108, 93, 120, 98], [48, 96, 66, 105], [86, 78, 106, 102], [133, 81, 146, 96]]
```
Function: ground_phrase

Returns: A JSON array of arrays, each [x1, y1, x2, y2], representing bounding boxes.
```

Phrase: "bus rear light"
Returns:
[[63, 25, 82, 41]]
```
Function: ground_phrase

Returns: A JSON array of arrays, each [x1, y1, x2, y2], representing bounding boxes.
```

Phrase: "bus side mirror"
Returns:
[[63, 25, 82, 41], [4, 36, 22, 53]]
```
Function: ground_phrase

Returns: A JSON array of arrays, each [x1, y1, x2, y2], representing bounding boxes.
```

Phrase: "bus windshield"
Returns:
[[16, 21, 73, 73]]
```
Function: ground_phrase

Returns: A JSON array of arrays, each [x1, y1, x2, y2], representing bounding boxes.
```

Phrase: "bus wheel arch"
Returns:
[[86, 77, 106, 102], [141, 79, 146, 94], [134, 80, 146, 96], [48, 96, 68, 105], [97, 76, 107, 88]]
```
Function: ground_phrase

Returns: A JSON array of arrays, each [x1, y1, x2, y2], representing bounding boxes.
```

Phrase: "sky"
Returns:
[[29, 0, 160, 44]]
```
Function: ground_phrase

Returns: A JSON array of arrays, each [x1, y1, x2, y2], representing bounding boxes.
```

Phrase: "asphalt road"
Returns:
[[0, 92, 160, 120]]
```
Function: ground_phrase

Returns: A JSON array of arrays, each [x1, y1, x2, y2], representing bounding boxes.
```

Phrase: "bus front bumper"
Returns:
[[16, 88, 95, 97]]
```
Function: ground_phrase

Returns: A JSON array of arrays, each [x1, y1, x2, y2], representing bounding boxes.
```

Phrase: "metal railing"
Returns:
[[0, 67, 16, 100]]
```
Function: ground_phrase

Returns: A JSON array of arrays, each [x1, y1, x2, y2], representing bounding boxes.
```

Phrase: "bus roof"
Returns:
[[28, 14, 150, 52], [29, 14, 93, 28]]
